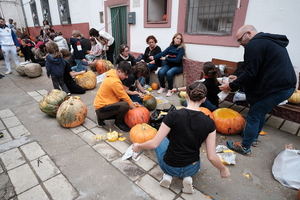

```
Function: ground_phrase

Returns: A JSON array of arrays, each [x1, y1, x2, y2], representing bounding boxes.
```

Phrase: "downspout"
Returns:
[[20, 0, 29, 34]]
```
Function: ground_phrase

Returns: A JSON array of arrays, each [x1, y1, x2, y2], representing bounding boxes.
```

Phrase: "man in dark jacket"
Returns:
[[220, 25, 296, 155]]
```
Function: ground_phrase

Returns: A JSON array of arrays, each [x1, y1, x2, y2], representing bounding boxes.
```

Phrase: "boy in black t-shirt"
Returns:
[[132, 81, 230, 194]]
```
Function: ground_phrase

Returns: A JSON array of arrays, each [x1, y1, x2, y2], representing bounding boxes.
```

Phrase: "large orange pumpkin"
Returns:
[[124, 106, 150, 128], [56, 96, 88, 128], [198, 107, 214, 120], [212, 108, 245, 135], [95, 59, 114, 75], [75, 71, 96, 90], [130, 123, 157, 143], [151, 83, 159, 90]]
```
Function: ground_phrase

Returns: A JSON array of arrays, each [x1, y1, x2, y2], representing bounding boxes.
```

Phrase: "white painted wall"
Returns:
[[130, 0, 179, 53], [22, 0, 105, 30], [129, 0, 300, 81], [0, 0, 26, 28]]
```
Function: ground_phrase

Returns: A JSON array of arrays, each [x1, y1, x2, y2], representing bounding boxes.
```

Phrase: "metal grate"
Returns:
[[186, 0, 237, 35]]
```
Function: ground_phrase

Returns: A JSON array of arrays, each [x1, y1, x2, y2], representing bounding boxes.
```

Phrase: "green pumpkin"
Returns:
[[39, 89, 67, 117], [143, 95, 157, 111]]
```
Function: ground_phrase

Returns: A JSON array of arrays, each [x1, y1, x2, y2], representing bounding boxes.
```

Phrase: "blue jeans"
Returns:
[[71, 59, 87, 72], [242, 88, 294, 149], [85, 54, 96, 62], [158, 65, 183, 90], [155, 138, 200, 178]]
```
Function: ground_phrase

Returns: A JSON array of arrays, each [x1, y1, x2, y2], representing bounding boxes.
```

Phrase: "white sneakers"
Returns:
[[157, 87, 165, 94], [4, 70, 12, 75], [182, 176, 194, 194], [166, 90, 173, 97], [159, 174, 172, 188], [159, 174, 194, 194]]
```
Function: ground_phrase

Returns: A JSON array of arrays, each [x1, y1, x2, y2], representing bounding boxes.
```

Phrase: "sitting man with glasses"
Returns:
[[219, 25, 297, 155]]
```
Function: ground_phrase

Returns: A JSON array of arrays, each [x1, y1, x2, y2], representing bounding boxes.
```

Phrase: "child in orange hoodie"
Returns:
[[94, 61, 135, 132]]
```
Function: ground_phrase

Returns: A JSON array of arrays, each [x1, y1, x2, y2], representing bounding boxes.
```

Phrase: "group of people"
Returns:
[[1, 18, 297, 193]]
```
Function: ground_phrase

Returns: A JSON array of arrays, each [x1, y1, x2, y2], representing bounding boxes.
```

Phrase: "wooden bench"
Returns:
[[212, 58, 300, 123]]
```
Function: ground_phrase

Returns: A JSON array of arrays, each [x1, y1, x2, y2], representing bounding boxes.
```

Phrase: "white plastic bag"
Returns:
[[233, 92, 246, 102], [272, 149, 300, 189]]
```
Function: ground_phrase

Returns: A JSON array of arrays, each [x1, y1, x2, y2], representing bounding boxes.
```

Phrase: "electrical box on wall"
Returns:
[[128, 12, 136, 24]]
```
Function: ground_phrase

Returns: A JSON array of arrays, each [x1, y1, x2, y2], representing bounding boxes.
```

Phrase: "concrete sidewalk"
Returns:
[[0, 62, 299, 200]]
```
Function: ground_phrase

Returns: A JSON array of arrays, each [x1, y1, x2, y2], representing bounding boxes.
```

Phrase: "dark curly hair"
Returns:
[[186, 81, 207, 102], [146, 35, 157, 43], [132, 62, 149, 78]]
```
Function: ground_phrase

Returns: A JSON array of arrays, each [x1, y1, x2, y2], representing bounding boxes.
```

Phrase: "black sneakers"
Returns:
[[97, 120, 106, 127], [115, 122, 130, 132]]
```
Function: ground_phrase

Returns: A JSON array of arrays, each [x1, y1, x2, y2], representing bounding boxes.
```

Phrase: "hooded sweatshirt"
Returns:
[[94, 69, 133, 109], [229, 32, 296, 104], [45, 54, 66, 77], [54, 36, 68, 50]]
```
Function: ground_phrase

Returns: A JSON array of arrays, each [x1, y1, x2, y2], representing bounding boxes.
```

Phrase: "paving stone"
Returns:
[[31, 155, 60, 181], [82, 118, 97, 129], [44, 174, 78, 200], [135, 174, 176, 200], [0, 173, 16, 200], [9, 125, 30, 138], [36, 89, 48, 96], [27, 91, 40, 97], [20, 142, 46, 161], [149, 165, 163, 181], [93, 142, 121, 162], [176, 197, 184, 200], [18, 185, 49, 200], [219, 101, 234, 108], [144, 150, 158, 163], [0, 148, 26, 170], [0, 130, 13, 145], [33, 95, 44, 102], [106, 140, 130, 154], [280, 120, 300, 135], [134, 154, 156, 171], [8, 164, 39, 194], [169, 178, 183, 194], [181, 188, 211, 200], [240, 107, 249, 117], [265, 116, 284, 129], [70, 126, 87, 134], [0, 109, 15, 119], [90, 127, 107, 135], [111, 158, 144, 181], [0, 164, 3, 174], [0, 120, 5, 130], [78, 130, 97, 146], [2, 116, 21, 128]]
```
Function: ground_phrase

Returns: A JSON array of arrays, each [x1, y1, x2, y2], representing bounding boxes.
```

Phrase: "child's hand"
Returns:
[[149, 56, 154, 60], [160, 57, 166, 61], [132, 143, 141, 153]]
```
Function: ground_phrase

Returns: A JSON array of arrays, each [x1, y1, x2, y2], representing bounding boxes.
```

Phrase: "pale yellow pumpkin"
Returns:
[[75, 71, 96, 90], [288, 90, 300, 104]]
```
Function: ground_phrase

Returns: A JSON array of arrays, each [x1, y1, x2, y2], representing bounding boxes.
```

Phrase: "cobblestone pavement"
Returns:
[[0, 62, 299, 200]]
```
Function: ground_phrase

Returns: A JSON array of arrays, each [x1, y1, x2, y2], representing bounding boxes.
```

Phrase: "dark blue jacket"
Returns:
[[70, 37, 91, 60], [46, 54, 66, 77], [230, 32, 296, 104], [154, 45, 185, 67]]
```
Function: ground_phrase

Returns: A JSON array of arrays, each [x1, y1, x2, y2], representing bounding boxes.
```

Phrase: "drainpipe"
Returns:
[[20, 0, 28, 32]]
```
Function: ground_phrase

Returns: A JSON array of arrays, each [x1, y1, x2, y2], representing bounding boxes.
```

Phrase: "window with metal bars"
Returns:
[[147, 0, 168, 23], [186, 0, 237, 35]]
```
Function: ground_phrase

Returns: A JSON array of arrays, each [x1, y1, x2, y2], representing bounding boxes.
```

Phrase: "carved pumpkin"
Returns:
[[24, 63, 42, 78], [124, 106, 150, 128], [75, 71, 96, 90], [130, 123, 157, 143], [56, 96, 88, 128], [212, 108, 245, 135], [39, 89, 67, 117], [95, 59, 114, 75], [143, 94, 157, 111], [198, 107, 214, 120], [288, 90, 300, 104], [151, 83, 159, 90]]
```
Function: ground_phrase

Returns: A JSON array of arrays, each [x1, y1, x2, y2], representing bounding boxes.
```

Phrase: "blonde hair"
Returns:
[[46, 42, 62, 58], [170, 33, 185, 49], [72, 30, 82, 38]]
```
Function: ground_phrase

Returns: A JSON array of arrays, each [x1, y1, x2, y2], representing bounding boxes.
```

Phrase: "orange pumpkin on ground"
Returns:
[[75, 71, 96, 90], [151, 83, 159, 90], [95, 60, 107, 74], [56, 96, 88, 128], [198, 107, 214, 120], [130, 123, 157, 143], [124, 106, 150, 128], [212, 108, 245, 135]]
